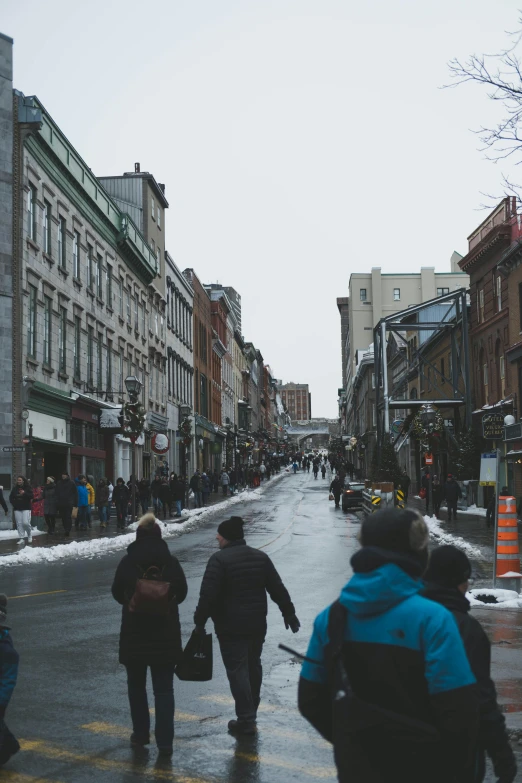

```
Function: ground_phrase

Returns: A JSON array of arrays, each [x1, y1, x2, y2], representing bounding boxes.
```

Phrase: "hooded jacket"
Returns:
[[298, 548, 478, 783], [0, 627, 18, 717], [111, 536, 187, 665], [9, 484, 33, 512], [423, 584, 516, 782]]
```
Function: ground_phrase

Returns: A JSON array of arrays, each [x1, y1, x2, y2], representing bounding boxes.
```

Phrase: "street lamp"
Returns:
[[124, 375, 143, 524], [420, 404, 437, 516], [179, 404, 192, 507]]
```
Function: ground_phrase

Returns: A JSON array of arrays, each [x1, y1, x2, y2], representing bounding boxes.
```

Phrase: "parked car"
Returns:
[[342, 481, 365, 511]]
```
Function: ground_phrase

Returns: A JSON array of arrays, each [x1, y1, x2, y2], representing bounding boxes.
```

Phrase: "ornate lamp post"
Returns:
[[420, 404, 437, 516], [124, 375, 143, 524], [179, 404, 192, 508]]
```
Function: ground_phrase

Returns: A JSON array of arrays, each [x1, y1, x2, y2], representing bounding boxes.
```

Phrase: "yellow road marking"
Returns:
[[19, 739, 210, 783], [1, 773, 63, 783], [232, 750, 336, 779], [9, 590, 67, 600], [198, 694, 283, 712]]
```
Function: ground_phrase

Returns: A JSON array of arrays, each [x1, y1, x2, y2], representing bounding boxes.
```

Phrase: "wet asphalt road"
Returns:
[[2, 470, 521, 782]]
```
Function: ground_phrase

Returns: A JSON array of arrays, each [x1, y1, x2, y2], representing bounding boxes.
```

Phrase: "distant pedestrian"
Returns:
[[421, 469, 431, 514], [292, 461, 298, 474], [0, 595, 20, 767], [9, 477, 33, 545], [86, 477, 95, 528], [76, 477, 89, 531], [212, 470, 220, 493], [54, 472, 78, 538], [189, 471, 203, 508], [329, 475, 342, 509], [112, 513, 188, 757], [321, 464, 326, 479], [444, 474, 462, 521], [313, 463, 319, 479], [170, 475, 185, 518], [229, 468, 238, 495], [138, 478, 150, 517], [221, 470, 230, 496], [194, 516, 300, 735], [96, 479, 110, 529], [158, 479, 172, 520], [259, 463, 266, 481], [43, 476, 57, 534], [201, 473, 211, 506], [150, 476, 163, 516], [432, 475, 443, 519], [113, 478, 130, 530], [423, 546, 517, 783], [299, 508, 478, 783]]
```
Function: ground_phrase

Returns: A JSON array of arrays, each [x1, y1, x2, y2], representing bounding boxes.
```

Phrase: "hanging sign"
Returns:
[[424, 453, 433, 465], [479, 452, 497, 486], [151, 433, 169, 454], [482, 413, 504, 440]]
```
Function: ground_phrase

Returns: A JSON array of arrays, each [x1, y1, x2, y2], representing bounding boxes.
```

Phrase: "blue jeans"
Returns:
[[153, 497, 162, 514], [125, 664, 175, 749], [98, 505, 108, 523], [174, 500, 182, 517], [194, 491, 202, 508], [77, 506, 88, 530], [140, 497, 149, 515]]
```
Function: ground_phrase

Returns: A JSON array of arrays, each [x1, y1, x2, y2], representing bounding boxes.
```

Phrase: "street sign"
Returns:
[[482, 413, 504, 440], [425, 453, 434, 465], [480, 452, 497, 486], [2, 446, 26, 453]]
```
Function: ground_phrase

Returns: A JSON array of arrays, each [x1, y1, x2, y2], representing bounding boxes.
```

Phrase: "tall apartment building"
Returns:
[[206, 284, 242, 332], [337, 297, 349, 391], [279, 382, 311, 421]]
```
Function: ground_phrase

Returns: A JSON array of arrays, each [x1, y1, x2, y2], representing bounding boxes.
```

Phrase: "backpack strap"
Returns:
[[326, 600, 353, 698]]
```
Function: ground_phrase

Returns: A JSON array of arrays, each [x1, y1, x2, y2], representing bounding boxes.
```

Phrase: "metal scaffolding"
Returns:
[[374, 288, 471, 447]]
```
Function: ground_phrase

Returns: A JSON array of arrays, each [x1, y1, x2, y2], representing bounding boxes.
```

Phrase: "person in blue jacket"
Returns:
[[298, 507, 479, 783], [76, 476, 89, 531], [0, 595, 20, 767]]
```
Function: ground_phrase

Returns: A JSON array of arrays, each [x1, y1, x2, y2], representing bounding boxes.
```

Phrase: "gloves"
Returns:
[[491, 743, 517, 783], [285, 615, 301, 633], [194, 625, 206, 636]]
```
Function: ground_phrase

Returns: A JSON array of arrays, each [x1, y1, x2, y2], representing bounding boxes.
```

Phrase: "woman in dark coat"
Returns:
[[158, 480, 172, 520], [42, 476, 57, 534], [111, 514, 187, 755], [112, 478, 130, 530]]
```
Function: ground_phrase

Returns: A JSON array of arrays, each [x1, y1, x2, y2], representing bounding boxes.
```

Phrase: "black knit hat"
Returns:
[[424, 545, 471, 588], [360, 508, 428, 555], [218, 516, 244, 541]]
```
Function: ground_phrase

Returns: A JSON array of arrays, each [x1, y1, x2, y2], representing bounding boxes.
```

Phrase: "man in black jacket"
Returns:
[[423, 545, 517, 783], [54, 472, 78, 537], [444, 473, 462, 521], [194, 516, 300, 735]]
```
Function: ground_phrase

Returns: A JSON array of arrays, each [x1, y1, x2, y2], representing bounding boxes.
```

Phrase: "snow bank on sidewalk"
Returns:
[[457, 504, 487, 518], [0, 473, 287, 568], [467, 587, 522, 610], [0, 527, 46, 540], [424, 515, 482, 559]]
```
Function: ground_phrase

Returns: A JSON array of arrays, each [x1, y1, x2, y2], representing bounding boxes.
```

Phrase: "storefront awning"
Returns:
[[506, 449, 522, 459], [32, 436, 74, 449]]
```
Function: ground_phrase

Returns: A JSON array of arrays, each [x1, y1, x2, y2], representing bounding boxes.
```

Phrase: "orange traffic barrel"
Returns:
[[497, 495, 520, 576]]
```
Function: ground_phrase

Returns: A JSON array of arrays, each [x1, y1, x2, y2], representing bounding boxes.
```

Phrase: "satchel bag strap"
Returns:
[[135, 564, 165, 580], [326, 599, 352, 695]]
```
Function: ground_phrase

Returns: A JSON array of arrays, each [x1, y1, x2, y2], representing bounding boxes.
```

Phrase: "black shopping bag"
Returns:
[[175, 631, 213, 682]]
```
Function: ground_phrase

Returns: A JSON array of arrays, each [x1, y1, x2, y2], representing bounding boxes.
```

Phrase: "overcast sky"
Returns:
[[4, 0, 518, 417]]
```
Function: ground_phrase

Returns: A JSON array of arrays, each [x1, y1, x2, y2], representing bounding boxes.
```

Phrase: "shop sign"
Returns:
[[482, 413, 504, 440], [479, 452, 497, 486], [151, 433, 169, 454], [99, 407, 122, 430]]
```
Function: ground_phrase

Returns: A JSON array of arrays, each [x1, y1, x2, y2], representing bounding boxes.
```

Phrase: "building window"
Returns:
[[483, 362, 488, 389], [106, 341, 113, 392], [96, 255, 103, 300], [497, 275, 502, 312], [87, 245, 94, 289], [96, 335, 102, 390], [43, 201, 52, 255], [27, 186, 37, 241], [74, 316, 81, 378], [27, 285, 37, 357], [126, 290, 131, 324], [87, 326, 94, 386], [58, 217, 66, 268], [117, 279, 123, 317], [118, 353, 123, 393], [360, 288, 367, 302], [106, 264, 112, 307], [479, 288, 484, 323], [200, 373, 208, 418], [393, 288, 400, 301], [157, 207, 161, 228], [59, 307, 67, 373], [43, 296, 52, 366], [73, 231, 80, 279], [134, 296, 139, 331], [151, 197, 155, 219], [149, 359, 153, 399], [437, 287, 449, 297], [141, 303, 146, 335]]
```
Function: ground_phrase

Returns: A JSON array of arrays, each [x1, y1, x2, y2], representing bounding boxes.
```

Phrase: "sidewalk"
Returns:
[[0, 483, 266, 559]]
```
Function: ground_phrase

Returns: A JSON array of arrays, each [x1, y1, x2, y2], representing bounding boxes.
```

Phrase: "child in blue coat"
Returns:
[[0, 594, 20, 766]]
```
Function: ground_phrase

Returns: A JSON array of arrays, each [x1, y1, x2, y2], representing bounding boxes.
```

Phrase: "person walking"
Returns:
[[221, 469, 230, 497], [329, 475, 342, 509], [321, 464, 326, 479], [292, 461, 298, 474], [189, 471, 203, 508], [432, 475, 443, 519], [444, 473, 462, 522], [150, 475, 163, 517], [298, 508, 478, 783], [76, 477, 90, 531], [113, 478, 130, 530], [111, 513, 188, 757], [9, 477, 33, 545], [421, 468, 431, 514], [170, 475, 185, 518], [85, 477, 95, 528], [138, 478, 150, 517], [313, 463, 319, 480], [43, 476, 57, 535], [0, 595, 20, 767], [96, 479, 110, 529], [54, 472, 78, 538], [259, 463, 266, 481], [158, 479, 172, 521], [212, 470, 220, 494], [423, 545, 517, 783], [194, 516, 300, 736], [229, 468, 238, 495]]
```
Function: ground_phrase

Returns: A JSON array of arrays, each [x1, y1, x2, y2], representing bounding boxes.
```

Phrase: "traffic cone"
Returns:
[[497, 496, 521, 577]]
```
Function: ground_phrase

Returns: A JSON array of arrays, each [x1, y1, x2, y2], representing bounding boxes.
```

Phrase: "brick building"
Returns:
[[280, 382, 311, 421]]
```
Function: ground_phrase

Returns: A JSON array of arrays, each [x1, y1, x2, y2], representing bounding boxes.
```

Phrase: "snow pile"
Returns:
[[0, 527, 45, 540], [424, 515, 482, 559], [0, 472, 287, 568], [467, 587, 522, 610], [457, 505, 487, 518]]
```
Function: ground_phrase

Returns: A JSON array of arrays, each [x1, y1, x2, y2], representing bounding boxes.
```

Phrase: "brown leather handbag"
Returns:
[[128, 566, 171, 615]]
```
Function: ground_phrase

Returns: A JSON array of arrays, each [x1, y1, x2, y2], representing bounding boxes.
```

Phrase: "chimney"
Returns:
[[158, 183, 165, 193], [134, 162, 140, 173]]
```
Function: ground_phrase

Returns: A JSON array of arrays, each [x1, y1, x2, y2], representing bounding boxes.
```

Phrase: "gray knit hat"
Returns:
[[0, 594, 7, 626]]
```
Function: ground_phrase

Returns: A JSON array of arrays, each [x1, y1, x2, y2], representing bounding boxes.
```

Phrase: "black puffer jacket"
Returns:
[[111, 536, 188, 666], [423, 584, 516, 783], [112, 483, 129, 507], [194, 539, 295, 635], [9, 484, 33, 511], [54, 478, 78, 508]]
